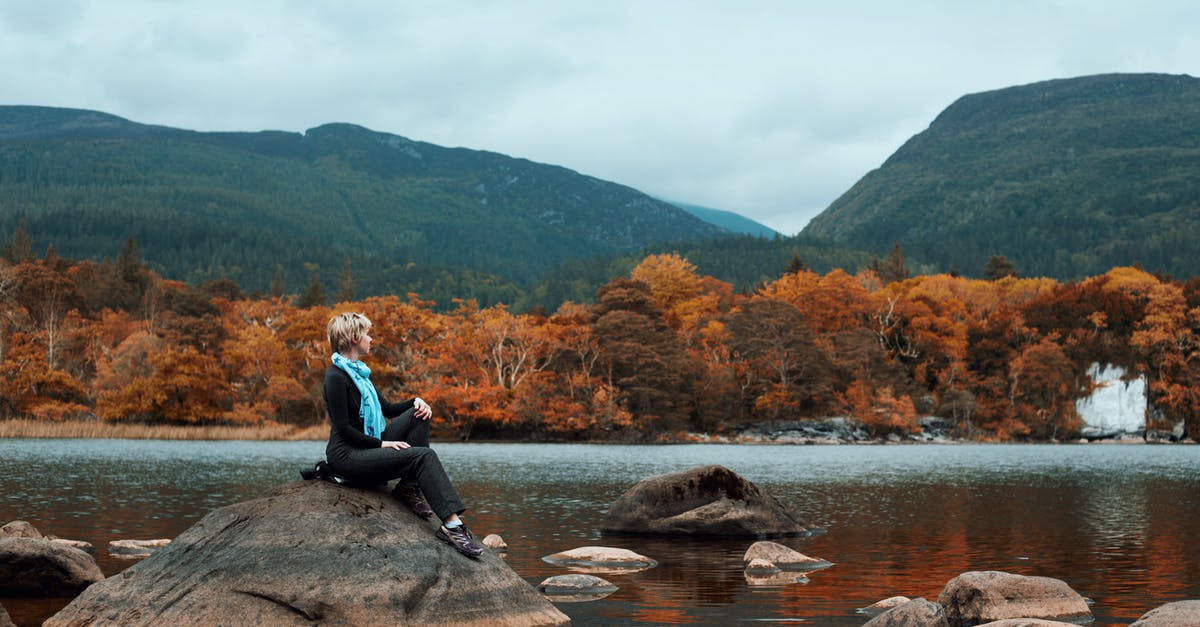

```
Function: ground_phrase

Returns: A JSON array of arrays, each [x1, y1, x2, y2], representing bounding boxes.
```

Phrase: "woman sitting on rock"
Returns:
[[322, 311, 484, 558]]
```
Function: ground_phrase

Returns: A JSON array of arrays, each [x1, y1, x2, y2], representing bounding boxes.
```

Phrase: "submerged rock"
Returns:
[[742, 570, 809, 586], [542, 546, 657, 574], [857, 596, 914, 615], [107, 538, 171, 558], [600, 465, 808, 537], [742, 540, 831, 571], [938, 571, 1092, 626], [483, 533, 508, 550], [974, 614, 1089, 619], [537, 574, 618, 601], [47, 480, 569, 627], [863, 598, 948, 627], [49, 538, 95, 553], [1129, 599, 1200, 626], [0, 537, 104, 596]]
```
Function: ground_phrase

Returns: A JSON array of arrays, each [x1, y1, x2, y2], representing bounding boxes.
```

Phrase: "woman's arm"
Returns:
[[379, 393, 416, 419], [324, 369, 383, 449]]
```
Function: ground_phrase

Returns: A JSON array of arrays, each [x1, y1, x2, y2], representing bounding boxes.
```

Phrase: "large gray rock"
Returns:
[[600, 464, 808, 537], [862, 598, 949, 627], [46, 480, 569, 627], [0, 537, 104, 596], [1129, 600, 1200, 626], [938, 571, 1092, 626], [0, 601, 13, 627]]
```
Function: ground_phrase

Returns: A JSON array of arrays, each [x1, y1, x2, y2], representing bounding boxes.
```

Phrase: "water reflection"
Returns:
[[1, 441, 1197, 626]]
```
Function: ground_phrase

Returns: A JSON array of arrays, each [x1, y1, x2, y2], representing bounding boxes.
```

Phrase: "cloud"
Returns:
[[3, 1, 1198, 236]]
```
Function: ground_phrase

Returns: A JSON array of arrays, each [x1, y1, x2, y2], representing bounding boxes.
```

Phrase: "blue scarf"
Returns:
[[332, 353, 386, 439]]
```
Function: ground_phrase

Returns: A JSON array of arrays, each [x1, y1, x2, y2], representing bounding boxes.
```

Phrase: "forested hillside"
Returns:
[[0, 106, 727, 303], [804, 73, 1200, 279]]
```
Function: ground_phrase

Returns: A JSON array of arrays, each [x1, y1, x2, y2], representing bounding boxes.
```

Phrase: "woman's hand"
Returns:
[[413, 397, 433, 420], [381, 440, 411, 450]]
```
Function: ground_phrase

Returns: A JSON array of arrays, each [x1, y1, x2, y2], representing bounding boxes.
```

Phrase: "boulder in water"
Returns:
[[600, 465, 808, 537], [46, 480, 569, 626], [1129, 600, 1200, 627], [937, 571, 1092, 626], [862, 598, 948, 627], [0, 537, 104, 596]]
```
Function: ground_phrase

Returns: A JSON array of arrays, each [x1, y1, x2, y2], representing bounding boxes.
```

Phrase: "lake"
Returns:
[[1, 440, 1197, 625]]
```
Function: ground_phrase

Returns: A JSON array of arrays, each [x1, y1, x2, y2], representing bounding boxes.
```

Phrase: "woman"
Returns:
[[322, 311, 484, 558]]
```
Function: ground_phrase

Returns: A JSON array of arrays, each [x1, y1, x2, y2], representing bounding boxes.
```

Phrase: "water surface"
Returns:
[[1, 440, 1197, 625]]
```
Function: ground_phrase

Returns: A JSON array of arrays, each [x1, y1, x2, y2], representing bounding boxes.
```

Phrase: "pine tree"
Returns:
[[2, 218, 33, 264], [870, 243, 910, 284], [299, 272, 325, 308], [336, 258, 354, 303], [784, 251, 808, 276], [983, 254, 1019, 280], [270, 265, 284, 298]]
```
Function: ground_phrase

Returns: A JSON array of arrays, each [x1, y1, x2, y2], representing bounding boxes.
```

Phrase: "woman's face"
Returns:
[[353, 329, 373, 355]]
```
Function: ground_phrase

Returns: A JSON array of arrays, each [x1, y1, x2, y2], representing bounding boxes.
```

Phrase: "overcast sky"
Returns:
[[3, 1, 1198, 235]]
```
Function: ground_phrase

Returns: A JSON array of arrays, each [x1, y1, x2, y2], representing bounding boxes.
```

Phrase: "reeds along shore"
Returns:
[[0, 419, 327, 441]]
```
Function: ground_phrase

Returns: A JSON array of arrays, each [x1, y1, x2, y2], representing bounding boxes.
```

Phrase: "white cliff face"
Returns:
[[1075, 363, 1146, 432]]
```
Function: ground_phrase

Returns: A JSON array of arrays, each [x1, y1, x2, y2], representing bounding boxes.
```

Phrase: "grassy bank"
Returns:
[[0, 419, 327, 441]]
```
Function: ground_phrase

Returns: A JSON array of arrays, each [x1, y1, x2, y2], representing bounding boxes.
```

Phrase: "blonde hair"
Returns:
[[327, 312, 371, 354]]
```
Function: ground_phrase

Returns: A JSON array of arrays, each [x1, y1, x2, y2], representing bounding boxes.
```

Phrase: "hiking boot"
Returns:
[[392, 482, 435, 518], [437, 524, 484, 558]]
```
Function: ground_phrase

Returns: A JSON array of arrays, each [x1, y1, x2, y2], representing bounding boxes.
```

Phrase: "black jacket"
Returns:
[[323, 365, 415, 463]]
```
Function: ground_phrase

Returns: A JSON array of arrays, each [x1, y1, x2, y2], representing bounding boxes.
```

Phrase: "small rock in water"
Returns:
[[537, 574, 618, 602], [742, 540, 832, 571], [50, 538, 95, 553], [108, 538, 171, 558], [483, 534, 508, 550], [863, 598, 948, 626], [0, 520, 42, 539], [857, 595, 913, 615], [542, 546, 657, 573]]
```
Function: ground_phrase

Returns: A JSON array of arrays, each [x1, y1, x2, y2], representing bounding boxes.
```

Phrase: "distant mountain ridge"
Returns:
[[666, 200, 780, 238], [803, 73, 1200, 279], [0, 106, 726, 301]]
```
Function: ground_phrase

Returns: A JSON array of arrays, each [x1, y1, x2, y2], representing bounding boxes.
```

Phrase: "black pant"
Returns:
[[329, 408, 466, 520]]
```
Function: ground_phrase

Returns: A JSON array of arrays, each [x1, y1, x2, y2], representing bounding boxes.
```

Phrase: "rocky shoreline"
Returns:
[[681, 417, 1196, 445]]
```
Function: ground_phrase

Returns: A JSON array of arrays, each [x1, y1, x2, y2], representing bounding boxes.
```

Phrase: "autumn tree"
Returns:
[[1131, 281, 1200, 437], [97, 345, 232, 424], [10, 262, 83, 367], [1007, 336, 1087, 440], [724, 298, 834, 420], [592, 278, 698, 435]]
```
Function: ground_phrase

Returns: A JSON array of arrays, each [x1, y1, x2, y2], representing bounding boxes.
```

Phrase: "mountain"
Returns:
[[802, 73, 1200, 279], [0, 106, 726, 302], [666, 201, 780, 237]]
